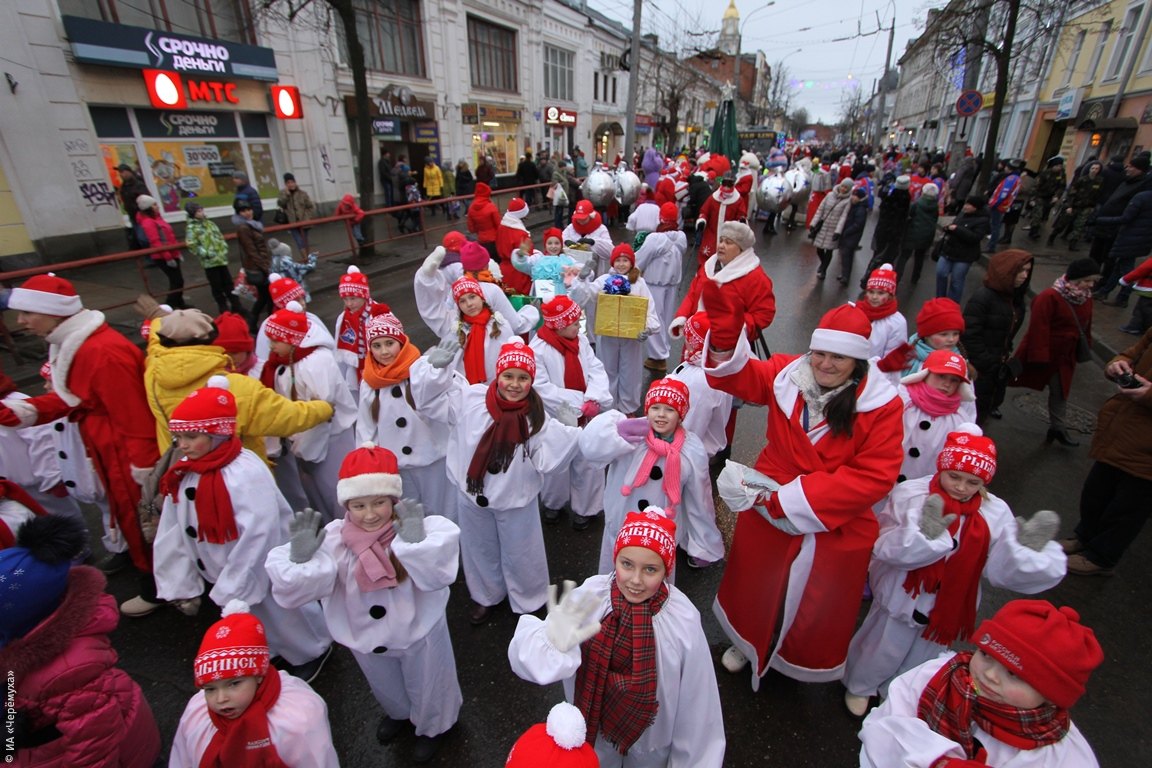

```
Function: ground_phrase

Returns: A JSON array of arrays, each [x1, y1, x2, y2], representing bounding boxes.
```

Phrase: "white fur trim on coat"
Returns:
[[44, 310, 106, 407], [809, 328, 872, 360]]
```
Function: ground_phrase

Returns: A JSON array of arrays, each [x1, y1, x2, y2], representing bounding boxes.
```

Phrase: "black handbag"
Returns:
[[807, 219, 823, 240], [274, 208, 289, 225], [243, 268, 269, 286]]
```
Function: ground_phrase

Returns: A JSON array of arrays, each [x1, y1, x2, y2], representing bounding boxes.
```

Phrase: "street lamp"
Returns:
[[734, 2, 776, 126], [769, 47, 803, 131]]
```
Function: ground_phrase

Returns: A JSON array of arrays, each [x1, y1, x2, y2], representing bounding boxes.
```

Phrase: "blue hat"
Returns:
[[0, 516, 87, 647]]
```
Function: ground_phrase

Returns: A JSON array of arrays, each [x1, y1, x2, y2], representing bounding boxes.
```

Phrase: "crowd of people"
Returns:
[[3, 140, 1151, 767]]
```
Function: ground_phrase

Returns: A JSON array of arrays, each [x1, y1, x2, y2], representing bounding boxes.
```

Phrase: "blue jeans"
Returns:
[[986, 209, 1004, 252], [935, 257, 971, 304]]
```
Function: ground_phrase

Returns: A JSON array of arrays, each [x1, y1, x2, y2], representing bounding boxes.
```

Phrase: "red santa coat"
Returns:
[[696, 188, 748, 265], [676, 247, 776, 337], [7, 311, 158, 571], [1011, 287, 1091, 399], [705, 339, 903, 687], [496, 212, 534, 296]]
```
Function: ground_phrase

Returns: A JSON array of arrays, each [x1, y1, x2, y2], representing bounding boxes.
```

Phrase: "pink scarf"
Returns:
[[340, 519, 398, 592], [906, 380, 962, 418], [620, 428, 685, 518]]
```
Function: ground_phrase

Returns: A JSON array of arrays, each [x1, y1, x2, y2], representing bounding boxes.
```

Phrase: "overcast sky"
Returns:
[[586, 0, 932, 124]]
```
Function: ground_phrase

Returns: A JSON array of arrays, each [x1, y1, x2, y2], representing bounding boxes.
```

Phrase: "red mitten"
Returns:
[[0, 403, 20, 427], [701, 279, 745, 351], [876, 342, 915, 373]]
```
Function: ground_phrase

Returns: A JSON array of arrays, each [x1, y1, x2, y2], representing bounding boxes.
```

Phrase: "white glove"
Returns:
[[578, 261, 595, 280], [918, 495, 956, 541], [636, 330, 651, 342], [544, 580, 602, 653], [717, 460, 779, 512], [554, 402, 582, 427], [395, 498, 426, 544], [668, 316, 687, 338], [1016, 510, 1059, 552], [420, 246, 446, 277], [427, 336, 461, 369]]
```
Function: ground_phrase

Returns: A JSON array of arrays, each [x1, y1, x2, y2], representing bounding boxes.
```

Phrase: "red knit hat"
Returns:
[[8, 273, 83, 317], [867, 263, 898, 294], [645, 377, 690, 419], [683, 312, 709, 363], [611, 243, 635, 268], [974, 599, 1103, 709], [452, 275, 485, 303], [507, 197, 529, 219], [264, 300, 309, 346], [338, 265, 370, 299], [659, 202, 679, 224], [337, 441, 402, 504], [542, 227, 564, 245], [917, 297, 965, 338], [365, 310, 407, 346], [614, 507, 677, 573], [268, 273, 305, 309], [194, 600, 270, 687], [937, 423, 996, 484], [809, 304, 873, 360], [505, 703, 598, 768], [573, 200, 594, 219], [540, 296, 582, 329], [169, 375, 237, 435], [496, 340, 536, 379], [443, 231, 467, 252], [460, 242, 490, 272], [213, 312, 254, 354]]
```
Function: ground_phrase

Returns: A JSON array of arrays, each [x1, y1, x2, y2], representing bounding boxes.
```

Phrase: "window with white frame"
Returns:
[[1084, 19, 1113, 84], [544, 45, 575, 101], [1061, 30, 1088, 87], [1104, 5, 1144, 80], [468, 16, 518, 92]]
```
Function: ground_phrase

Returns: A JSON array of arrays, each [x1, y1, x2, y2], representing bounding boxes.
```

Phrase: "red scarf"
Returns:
[[575, 579, 668, 755], [258, 345, 319, 394], [571, 212, 603, 236], [335, 302, 375, 377], [160, 438, 244, 545], [918, 652, 1070, 761], [906, 380, 963, 418], [903, 476, 991, 645], [536, 325, 585, 392], [340, 518, 398, 592], [200, 668, 290, 768], [461, 307, 493, 385], [856, 297, 899, 321], [466, 382, 531, 495], [0, 479, 48, 549], [620, 428, 685, 518]]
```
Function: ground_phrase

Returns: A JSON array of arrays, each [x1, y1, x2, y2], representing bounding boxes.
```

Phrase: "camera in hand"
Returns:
[[1116, 372, 1142, 389]]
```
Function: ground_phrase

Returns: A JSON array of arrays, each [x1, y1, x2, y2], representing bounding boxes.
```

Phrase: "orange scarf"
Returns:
[[362, 339, 421, 388], [461, 307, 493, 384]]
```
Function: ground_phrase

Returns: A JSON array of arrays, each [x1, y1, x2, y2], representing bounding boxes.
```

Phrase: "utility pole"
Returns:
[[874, 17, 896, 147], [623, 0, 643, 164]]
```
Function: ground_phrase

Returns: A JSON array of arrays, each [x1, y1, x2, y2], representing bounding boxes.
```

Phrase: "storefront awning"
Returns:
[[594, 121, 624, 137], [1077, 117, 1138, 131]]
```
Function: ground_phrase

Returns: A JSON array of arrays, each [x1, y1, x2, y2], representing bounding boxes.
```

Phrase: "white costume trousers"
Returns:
[[843, 602, 948, 699], [598, 336, 645, 415], [249, 598, 332, 666], [271, 448, 311, 513], [540, 456, 606, 518], [644, 283, 678, 362], [457, 493, 549, 613], [298, 429, 356, 524], [401, 459, 458, 524]]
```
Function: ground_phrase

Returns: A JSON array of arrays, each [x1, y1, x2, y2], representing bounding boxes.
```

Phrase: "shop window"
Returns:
[[58, 0, 254, 44], [340, 0, 426, 77], [468, 16, 518, 93], [544, 45, 574, 101]]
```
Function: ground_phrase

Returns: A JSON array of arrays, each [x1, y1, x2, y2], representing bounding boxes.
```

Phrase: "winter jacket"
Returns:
[[467, 183, 501, 243], [902, 194, 939, 250], [475, 161, 496, 186], [1095, 190, 1152, 263], [233, 216, 271, 272], [811, 188, 851, 250], [1066, 172, 1104, 209], [685, 176, 713, 222], [456, 168, 475, 197], [135, 211, 180, 262], [1092, 329, 1152, 480], [335, 193, 365, 224], [1034, 166, 1067, 201], [277, 186, 315, 225], [961, 249, 1032, 375], [940, 208, 990, 263], [0, 567, 161, 767], [1092, 172, 1152, 239], [118, 176, 150, 218], [422, 163, 444, 197], [183, 217, 229, 269], [515, 157, 540, 189], [1097, 159, 1127, 203], [233, 182, 264, 221], [838, 198, 869, 251], [871, 188, 911, 252], [949, 159, 978, 204], [1012, 287, 1092, 399]]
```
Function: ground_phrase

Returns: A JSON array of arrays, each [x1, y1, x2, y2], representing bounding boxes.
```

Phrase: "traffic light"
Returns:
[[143, 69, 187, 109], [271, 85, 303, 119]]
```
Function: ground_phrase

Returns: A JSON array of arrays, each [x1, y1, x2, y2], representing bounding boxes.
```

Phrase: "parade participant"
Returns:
[[508, 508, 726, 767], [635, 202, 686, 375], [581, 378, 725, 573], [694, 175, 747, 265], [857, 264, 908, 361], [668, 313, 734, 460], [563, 200, 614, 276], [859, 600, 1103, 767], [467, 182, 502, 262], [0, 516, 161, 766], [879, 297, 967, 379], [805, 157, 835, 228], [266, 445, 462, 763], [892, 351, 978, 483], [569, 244, 661, 416], [497, 197, 535, 296], [414, 270, 517, 384], [410, 340, 582, 624], [1026, 156, 1066, 243], [333, 265, 383, 395], [530, 296, 613, 529], [355, 309, 456, 523], [843, 426, 1064, 715], [253, 272, 336, 362], [505, 702, 599, 767], [0, 477, 45, 551], [809, 178, 854, 280], [428, 240, 541, 333], [512, 226, 580, 298], [1048, 161, 1103, 250], [170, 600, 339, 767], [705, 299, 904, 687]]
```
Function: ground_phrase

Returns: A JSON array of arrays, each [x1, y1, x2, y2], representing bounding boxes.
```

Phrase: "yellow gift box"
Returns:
[[594, 293, 648, 339]]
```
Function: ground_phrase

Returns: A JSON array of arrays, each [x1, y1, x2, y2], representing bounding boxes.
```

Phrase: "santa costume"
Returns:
[[895, 351, 979, 483], [668, 314, 734, 458], [496, 197, 534, 296], [695, 181, 748, 265], [331, 265, 381, 397], [634, 202, 687, 369], [0, 478, 46, 550]]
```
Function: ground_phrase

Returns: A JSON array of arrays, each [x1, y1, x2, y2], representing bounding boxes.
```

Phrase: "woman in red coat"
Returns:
[[1011, 258, 1101, 447], [467, 182, 502, 262], [703, 295, 904, 689]]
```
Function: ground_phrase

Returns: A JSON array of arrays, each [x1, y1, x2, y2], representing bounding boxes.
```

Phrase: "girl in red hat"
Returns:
[[878, 296, 967, 380], [332, 264, 384, 397], [418, 239, 542, 335], [634, 201, 687, 374], [414, 272, 518, 384], [893, 349, 979, 483], [857, 263, 909, 361], [252, 272, 336, 363], [563, 199, 614, 275], [843, 425, 1066, 716], [511, 226, 580, 299]]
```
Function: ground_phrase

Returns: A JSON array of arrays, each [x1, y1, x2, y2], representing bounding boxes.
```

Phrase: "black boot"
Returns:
[[1045, 428, 1079, 447]]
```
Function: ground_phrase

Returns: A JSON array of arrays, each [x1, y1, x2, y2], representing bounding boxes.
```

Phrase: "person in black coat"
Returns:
[[935, 195, 991, 304], [516, 151, 540, 205], [1093, 189, 1152, 307], [862, 177, 912, 287], [835, 187, 869, 285], [685, 172, 713, 245], [1088, 154, 1152, 268], [962, 248, 1034, 423]]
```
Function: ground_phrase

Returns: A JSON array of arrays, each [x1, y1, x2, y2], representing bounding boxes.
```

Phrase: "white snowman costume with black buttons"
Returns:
[[895, 383, 977, 484]]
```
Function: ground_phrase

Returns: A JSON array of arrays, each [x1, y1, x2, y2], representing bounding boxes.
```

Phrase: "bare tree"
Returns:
[[836, 86, 869, 145], [787, 107, 810, 137], [765, 61, 794, 130]]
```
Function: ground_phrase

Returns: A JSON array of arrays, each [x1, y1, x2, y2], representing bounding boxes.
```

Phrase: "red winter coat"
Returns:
[[496, 214, 534, 296], [135, 211, 180, 261], [0, 567, 161, 767], [467, 183, 501, 244], [676, 248, 776, 337], [706, 351, 904, 685], [696, 189, 747, 265], [335, 193, 365, 223], [1011, 287, 1092, 399]]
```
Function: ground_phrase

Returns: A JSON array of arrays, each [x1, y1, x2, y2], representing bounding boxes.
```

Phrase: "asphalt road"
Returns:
[[91, 213, 1151, 767]]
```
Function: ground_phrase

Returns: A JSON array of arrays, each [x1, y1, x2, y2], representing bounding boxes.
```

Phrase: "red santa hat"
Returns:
[[809, 304, 873, 360], [338, 265, 370, 299], [611, 243, 635, 268], [496, 340, 536, 379], [659, 202, 679, 224], [866, 263, 898, 294], [213, 312, 254, 354], [937, 423, 997, 484], [901, 349, 975, 401], [451, 275, 485, 303], [169, 375, 237, 436], [507, 197, 529, 219], [917, 297, 965, 338], [644, 377, 690, 419], [365, 310, 407, 346], [540, 296, 582, 330], [337, 441, 402, 504], [443, 231, 467, 252], [543, 227, 564, 244], [505, 702, 598, 768], [460, 241, 491, 272], [683, 312, 709, 363], [614, 507, 677, 574], [973, 599, 1103, 709], [268, 273, 305, 309], [264, 300, 309, 346], [573, 200, 594, 220], [193, 600, 270, 687], [8, 273, 83, 317]]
